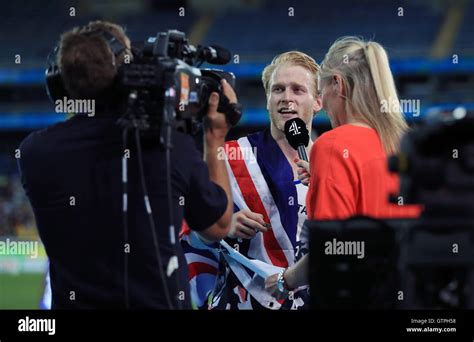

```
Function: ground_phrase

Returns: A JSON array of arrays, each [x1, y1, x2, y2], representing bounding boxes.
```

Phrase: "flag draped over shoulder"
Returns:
[[179, 224, 221, 309], [180, 129, 309, 310]]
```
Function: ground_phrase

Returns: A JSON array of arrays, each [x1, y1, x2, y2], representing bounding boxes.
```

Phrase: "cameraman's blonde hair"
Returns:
[[320, 36, 408, 155], [262, 51, 319, 97]]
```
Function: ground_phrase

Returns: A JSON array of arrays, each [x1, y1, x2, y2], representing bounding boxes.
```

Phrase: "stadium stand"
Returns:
[[0, 0, 473, 260]]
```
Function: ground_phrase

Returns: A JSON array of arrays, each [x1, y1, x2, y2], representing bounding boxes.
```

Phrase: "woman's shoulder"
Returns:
[[316, 124, 379, 148], [313, 124, 384, 165], [315, 125, 356, 147], [311, 126, 350, 160]]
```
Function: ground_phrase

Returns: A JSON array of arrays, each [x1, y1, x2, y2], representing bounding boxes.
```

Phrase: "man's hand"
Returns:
[[228, 209, 269, 239], [205, 79, 237, 139], [294, 157, 310, 186]]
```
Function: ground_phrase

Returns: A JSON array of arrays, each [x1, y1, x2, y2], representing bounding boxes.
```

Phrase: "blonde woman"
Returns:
[[266, 37, 421, 295]]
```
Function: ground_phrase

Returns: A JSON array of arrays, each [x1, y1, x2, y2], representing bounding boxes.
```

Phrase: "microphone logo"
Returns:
[[284, 117, 310, 162], [288, 120, 301, 136], [284, 117, 310, 150]]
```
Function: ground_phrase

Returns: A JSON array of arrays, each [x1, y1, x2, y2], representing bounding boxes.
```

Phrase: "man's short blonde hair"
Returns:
[[261, 51, 320, 97]]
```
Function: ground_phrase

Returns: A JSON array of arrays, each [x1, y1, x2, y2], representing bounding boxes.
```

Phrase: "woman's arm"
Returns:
[[265, 254, 309, 296]]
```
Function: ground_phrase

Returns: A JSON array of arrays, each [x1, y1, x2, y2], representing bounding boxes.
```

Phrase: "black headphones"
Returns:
[[45, 29, 128, 103]]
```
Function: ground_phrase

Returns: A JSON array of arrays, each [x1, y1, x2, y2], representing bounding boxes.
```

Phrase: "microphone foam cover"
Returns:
[[284, 117, 310, 150]]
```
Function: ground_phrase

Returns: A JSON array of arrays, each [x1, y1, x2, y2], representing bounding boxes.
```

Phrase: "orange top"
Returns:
[[307, 124, 422, 220]]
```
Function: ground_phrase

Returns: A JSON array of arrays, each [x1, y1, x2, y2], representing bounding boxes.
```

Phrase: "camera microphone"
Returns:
[[199, 45, 231, 65], [284, 117, 310, 162]]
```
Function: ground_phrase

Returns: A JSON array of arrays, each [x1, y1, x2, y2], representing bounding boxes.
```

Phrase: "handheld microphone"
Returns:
[[284, 118, 310, 162]]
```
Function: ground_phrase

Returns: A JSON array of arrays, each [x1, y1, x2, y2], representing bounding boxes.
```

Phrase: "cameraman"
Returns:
[[18, 21, 234, 309]]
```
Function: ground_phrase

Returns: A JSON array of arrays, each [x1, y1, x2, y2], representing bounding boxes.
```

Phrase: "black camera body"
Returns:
[[46, 29, 242, 135], [389, 108, 474, 215]]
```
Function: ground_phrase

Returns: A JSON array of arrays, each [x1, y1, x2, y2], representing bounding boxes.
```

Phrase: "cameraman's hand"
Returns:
[[205, 79, 237, 139], [200, 79, 236, 242]]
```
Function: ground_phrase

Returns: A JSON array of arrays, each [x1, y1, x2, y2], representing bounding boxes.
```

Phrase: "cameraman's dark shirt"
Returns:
[[18, 114, 228, 309]]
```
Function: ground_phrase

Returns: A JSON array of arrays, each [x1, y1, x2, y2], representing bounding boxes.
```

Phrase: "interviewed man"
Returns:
[[181, 51, 321, 309]]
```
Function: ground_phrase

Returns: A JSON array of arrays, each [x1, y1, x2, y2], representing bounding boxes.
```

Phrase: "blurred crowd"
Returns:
[[0, 172, 36, 237]]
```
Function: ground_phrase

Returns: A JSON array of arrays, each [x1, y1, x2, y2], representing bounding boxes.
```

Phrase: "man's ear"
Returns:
[[313, 95, 322, 113]]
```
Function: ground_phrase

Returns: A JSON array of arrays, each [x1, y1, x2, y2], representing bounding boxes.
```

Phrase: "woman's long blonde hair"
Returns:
[[319, 36, 408, 155]]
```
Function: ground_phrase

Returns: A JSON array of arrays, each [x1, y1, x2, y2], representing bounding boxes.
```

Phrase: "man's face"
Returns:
[[267, 64, 321, 133]]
